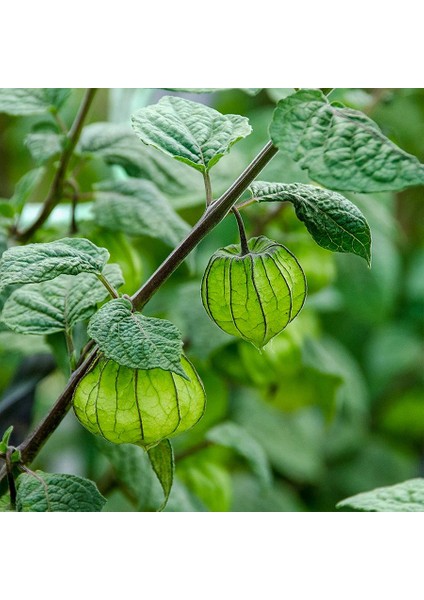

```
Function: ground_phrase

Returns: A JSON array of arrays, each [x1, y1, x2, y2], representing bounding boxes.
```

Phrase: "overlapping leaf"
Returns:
[[270, 89, 424, 192], [0, 238, 109, 292], [93, 179, 190, 247], [0, 89, 71, 116], [131, 96, 251, 172], [87, 298, 186, 377], [1, 263, 123, 335], [250, 181, 371, 264], [80, 122, 204, 201]]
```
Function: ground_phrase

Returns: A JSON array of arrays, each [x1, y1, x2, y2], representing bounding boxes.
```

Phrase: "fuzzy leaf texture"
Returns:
[[87, 298, 186, 377], [0, 89, 71, 116], [131, 96, 252, 172], [93, 179, 190, 247], [270, 89, 424, 192], [250, 181, 371, 264], [148, 439, 175, 510], [25, 132, 64, 164], [337, 478, 424, 512], [0, 238, 109, 292], [1, 264, 124, 335], [16, 471, 106, 512]]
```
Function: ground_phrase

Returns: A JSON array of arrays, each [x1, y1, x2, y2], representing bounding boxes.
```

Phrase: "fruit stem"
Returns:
[[232, 207, 250, 256]]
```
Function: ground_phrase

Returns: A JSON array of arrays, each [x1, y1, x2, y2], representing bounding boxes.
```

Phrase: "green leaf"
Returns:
[[178, 456, 232, 512], [1, 263, 123, 335], [0, 89, 71, 116], [87, 298, 186, 377], [164, 88, 262, 96], [97, 439, 164, 511], [25, 132, 64, 164], [206, 421, 272, 490], [0, 494, 12, 511], [233, 389, 325, 484], [0, 202, 15, 218], [11, 167, 45, 213], [0, 237, 109, 292], [93, 179, 190, 247], [379, 388, 424, 441], [337, 478, 424, 512], [80, 123, 205, 205], [10, 448, 21, 463], [251, 181, 372, 264], [231, 473, 304, 512], [270, 89, 424, 192], [131, 96, 251, 173], [164, 478, 207, 512], [148, 439, 174, 511], [15, 470, 106, 512], [0, 425, 13, 452]]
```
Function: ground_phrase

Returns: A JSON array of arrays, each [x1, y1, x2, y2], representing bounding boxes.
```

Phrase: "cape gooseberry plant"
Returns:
[[0, 87, 423, 512]]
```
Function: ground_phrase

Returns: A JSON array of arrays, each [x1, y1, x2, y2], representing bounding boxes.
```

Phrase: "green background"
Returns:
[[0, 88, 423, 511]]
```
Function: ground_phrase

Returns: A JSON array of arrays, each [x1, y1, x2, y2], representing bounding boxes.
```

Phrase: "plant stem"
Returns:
[[5, 451, 17, 509], [131, 141, 278, 311], [203, 171, 213, 206], [65, 330, 77, 372], [236, 197, 257, 210], [11, 348, 97, 469], [51, 109, 68, 134], [97, 273, 120, 299], [65, 179, 79, 235], [0, 141, 278, 484], [232, 207, 250, 255], [16, 89, 97, 243]]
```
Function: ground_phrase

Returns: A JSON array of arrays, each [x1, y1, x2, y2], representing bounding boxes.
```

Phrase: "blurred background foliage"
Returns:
[[0, 88, 423, 511]]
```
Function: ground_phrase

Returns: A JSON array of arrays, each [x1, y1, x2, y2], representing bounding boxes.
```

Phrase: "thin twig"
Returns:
[[5, 451, 16, 509], [97, 273, 120, 299], [51, 109, 68, 134], [16, 89, 97, 242], [232, 207, 249, 255], [236, 197, 257, 211], [65, 179, 79, 235], [203, 171, 213, 206]]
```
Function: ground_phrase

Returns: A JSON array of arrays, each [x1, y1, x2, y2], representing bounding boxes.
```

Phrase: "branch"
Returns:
[[0, 140, 278, 484], [131, 141, 278, 310], [16, 89, 97, 243]]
